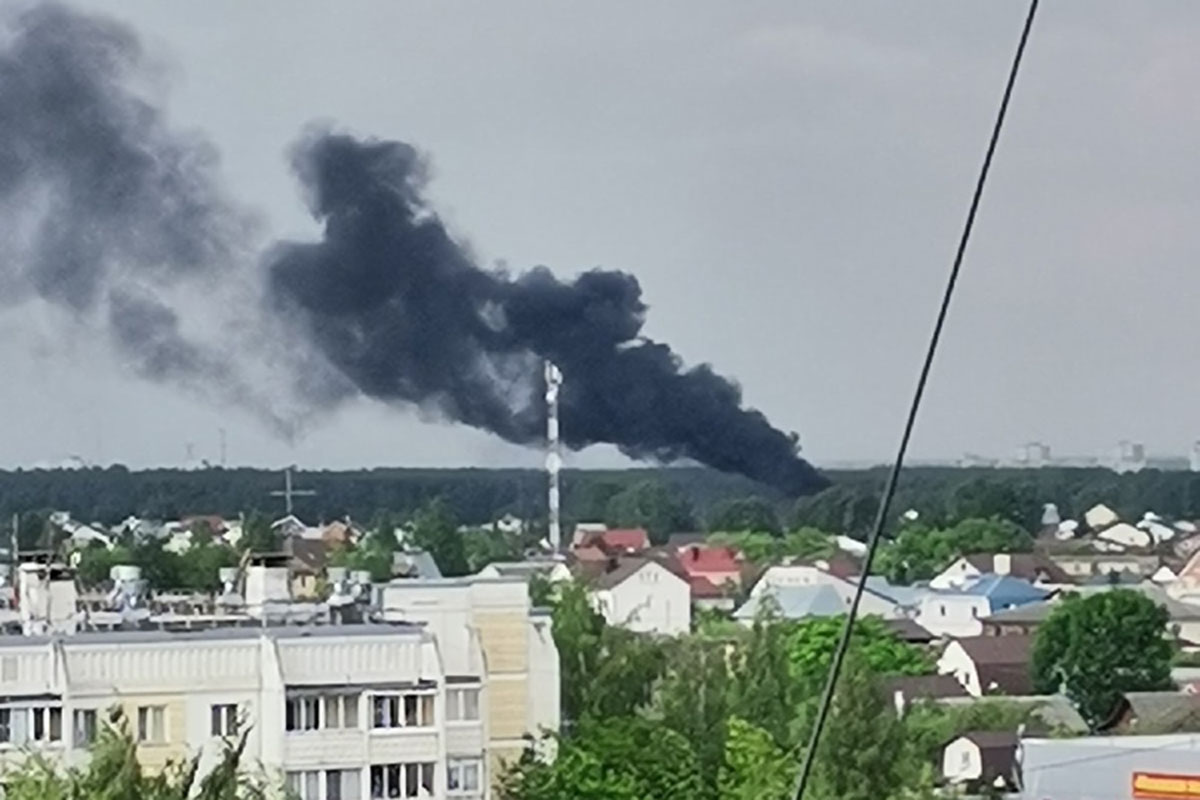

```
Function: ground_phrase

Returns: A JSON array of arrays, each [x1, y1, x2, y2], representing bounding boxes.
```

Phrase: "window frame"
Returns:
[[447, 757, 483, 794], [136, 704, 166, 744], [73, 708, 98, 747], [446, 687, 481, 722], [211, 703, 238, 737], [370, 691, 435, 730]]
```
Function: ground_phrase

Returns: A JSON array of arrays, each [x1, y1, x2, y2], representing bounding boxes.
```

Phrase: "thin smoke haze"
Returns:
[[0, 3, 826, 495]]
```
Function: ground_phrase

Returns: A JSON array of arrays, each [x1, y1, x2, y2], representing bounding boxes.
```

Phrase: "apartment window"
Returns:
[[73, 709, 97, 747], [326, 769, 360, 800], [32, 706, 62, 743], [0, 657, 16, 681], [447, 758, 482, 794], [446, 688, 480, 722], [287, 693, 361, 733], [371, 693, 434, 729], [0, 705, 63, 746], [287, 770, 321, 800], [211, 704, 238, 737], [369, 763, 434, 799], [323, 694, 360, 729], [136, 705, 166, 744], [286, 696, 322, 731], [287, 769, 359, 800]]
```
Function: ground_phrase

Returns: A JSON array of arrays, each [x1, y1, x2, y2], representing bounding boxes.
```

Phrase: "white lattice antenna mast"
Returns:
[[545, 361, 563, 552], [269, 465, 316, 515]]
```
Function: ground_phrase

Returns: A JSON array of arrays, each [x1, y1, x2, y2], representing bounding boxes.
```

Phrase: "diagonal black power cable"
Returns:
[[791, 2, 1040, 798]]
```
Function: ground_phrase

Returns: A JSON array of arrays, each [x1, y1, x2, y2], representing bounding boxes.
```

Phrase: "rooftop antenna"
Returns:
[[545, 361, 563, 552], [269, 465, 316, 515]]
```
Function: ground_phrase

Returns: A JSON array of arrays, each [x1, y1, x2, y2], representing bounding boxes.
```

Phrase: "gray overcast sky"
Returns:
[[3, 1, 1199, 471]]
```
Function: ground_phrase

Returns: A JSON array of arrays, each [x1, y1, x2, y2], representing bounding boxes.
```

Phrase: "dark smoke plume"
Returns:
[[267, 132, 825, 494], [1, 4, 826, 495], [0, 4, 290, 434]]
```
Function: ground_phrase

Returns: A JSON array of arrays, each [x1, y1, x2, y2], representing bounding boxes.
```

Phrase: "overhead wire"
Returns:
[[790, 2, 1041, 797]]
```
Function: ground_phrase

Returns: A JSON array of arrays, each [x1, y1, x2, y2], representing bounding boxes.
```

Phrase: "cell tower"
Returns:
[[545, 361, 563, 552]]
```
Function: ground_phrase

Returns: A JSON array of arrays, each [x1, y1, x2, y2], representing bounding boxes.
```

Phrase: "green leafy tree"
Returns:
[[717, 717, 796, 800], [239, 512, 280, 554], [604, 480, 696, 544], [551, 582, 665, 722], [729, 603, 799, 748], [500, 717, 701, 800], [786, 615, 932, 694], [802, 652, 909, 800], [1032, 590, 1174, 727], [708, 495, 782, 535], [3, 708, 267, 800], [409, 498, 469, 577], [658, 637, 733, 797], [462, 526, 525, 573], [875, 516, 1033, 584]]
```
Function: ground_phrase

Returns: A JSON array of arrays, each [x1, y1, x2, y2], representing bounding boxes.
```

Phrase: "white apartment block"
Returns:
[[0, 624, 488, 799], [376, 576, 560, 778], [0, 564, 561, 799]]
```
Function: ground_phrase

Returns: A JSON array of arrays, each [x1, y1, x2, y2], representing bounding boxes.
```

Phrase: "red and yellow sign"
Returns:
[[1134, 772, 1200, 800]]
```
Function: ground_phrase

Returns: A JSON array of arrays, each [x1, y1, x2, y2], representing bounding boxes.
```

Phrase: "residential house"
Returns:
[[1098, 692, 1200, 734], [929, 553, 1069, 591], [673, 544, 742, 589], [915, 592, 992, 638], [981, 585, 1200, 645], [1084, 503, 1120, 530], [941, 731, 1020, 791], [736, 565, 904, 623], [573, 528, 649, 554], [282, 539, 328, 599], [271, 515, 310, 540], [937, 635, 1035, 697], [1046, 552, 1160, 581], [664, 533, 707, 550], [885, 674, 969, 715], [733, 584, 847, 624], [377, 575, 561, 780], [570, 523, 607, 547], [321, 520, 359, 547], [916, 575, 1049, 638], [688, 575, 736, 612], [587, 557, 690, 636], [1097, 522, 1152, 550], [883, 618, 937, 645]]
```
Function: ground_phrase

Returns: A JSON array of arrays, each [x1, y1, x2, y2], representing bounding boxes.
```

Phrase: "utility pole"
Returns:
[[219, 428, 227, 467], [269, 466, 316, 515]]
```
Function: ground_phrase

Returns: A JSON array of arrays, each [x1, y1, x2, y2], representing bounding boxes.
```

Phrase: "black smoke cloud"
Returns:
[[1, 4, 826, 495]]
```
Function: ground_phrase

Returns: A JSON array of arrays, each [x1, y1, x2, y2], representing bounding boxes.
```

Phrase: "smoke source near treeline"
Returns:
[[0, 4, 826, 496]]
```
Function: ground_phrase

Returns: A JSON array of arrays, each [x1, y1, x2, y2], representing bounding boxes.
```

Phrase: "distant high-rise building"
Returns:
[[1190, 441, 1200, 472], [1015, 441, 1051, 468], [1108, 440, 1147, 474]]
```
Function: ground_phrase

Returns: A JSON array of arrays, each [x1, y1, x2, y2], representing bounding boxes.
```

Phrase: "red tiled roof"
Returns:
[[576, 528, 649, 553], [688, 575, 726, 599], [677, 545, 740, 576]]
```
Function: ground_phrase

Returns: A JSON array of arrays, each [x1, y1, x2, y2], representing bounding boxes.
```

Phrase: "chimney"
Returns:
[[691, 546, 700, 562], [995, 553, 1012, 576]]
